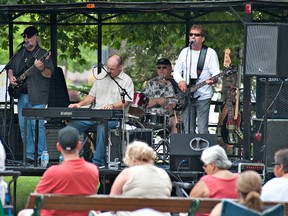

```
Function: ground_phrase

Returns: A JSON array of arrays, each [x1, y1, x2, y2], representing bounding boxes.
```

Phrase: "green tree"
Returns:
[[0, 0, 272, 90]]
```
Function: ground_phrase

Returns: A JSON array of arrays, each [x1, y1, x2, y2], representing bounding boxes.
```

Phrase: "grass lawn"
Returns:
[[4, 176, 41, 214]]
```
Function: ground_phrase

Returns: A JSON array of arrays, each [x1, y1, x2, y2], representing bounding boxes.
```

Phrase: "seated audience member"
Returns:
[[189, 145, 239, 216], [0, 137, 7, 205], [261, 148, 288, 202], [18, 126, 100, 216], [210, 170, 263, 216], [94, 140, 172, 216]]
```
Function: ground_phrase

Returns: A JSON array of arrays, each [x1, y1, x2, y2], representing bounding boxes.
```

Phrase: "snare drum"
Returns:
[[128, 92, 148, 117], [142, 113, 165, 127]]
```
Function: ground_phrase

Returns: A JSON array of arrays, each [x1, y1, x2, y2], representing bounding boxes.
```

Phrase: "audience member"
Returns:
[[210, 170, 263, 216], [0, 137, 7, 205], [189, 145, 238, 216], [18, 126, 99, 216], [261, 148, 288, 202], [68, 55, 134, 167], [94, 141, 172, 216]]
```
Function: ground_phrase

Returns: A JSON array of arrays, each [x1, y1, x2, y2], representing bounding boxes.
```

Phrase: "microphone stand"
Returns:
[[100, 64, 132, 163], [186, 45, 193, 133]]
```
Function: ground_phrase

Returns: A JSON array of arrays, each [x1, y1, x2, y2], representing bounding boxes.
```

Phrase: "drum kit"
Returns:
[[128, 92, 183, 163]]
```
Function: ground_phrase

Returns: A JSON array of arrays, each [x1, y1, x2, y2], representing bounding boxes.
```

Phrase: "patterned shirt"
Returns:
[[143, 76, 177, 115]]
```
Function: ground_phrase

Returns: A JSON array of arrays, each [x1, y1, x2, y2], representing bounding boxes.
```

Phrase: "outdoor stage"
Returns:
[[5, 157, 269, 196], [5, 161, 202, 195]]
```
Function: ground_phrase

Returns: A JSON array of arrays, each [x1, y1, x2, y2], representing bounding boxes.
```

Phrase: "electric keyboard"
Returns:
[[22, 107, 123, 119]]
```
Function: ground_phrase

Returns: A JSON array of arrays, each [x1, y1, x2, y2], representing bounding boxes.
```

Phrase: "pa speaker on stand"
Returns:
[[245, 23, 288, 78]]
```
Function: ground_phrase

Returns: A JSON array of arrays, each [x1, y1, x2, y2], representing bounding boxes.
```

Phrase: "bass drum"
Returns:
[[128, 92, 148, 117], [142, 113, 165, 128]]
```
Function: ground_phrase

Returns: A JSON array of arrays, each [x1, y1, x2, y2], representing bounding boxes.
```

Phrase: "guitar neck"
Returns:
[[190, 72, 222, 93], [16, 51, 50, 83], [17, 66, 34, 82]]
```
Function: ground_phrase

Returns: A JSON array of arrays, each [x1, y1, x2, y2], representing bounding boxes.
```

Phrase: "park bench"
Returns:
[[25, 193, 288, 215]]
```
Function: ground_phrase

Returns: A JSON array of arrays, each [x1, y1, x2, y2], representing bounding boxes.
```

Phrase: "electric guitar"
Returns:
[[221, 49, 243, 145], [174, 65, 236, 111], [8, 51, 51, 98]]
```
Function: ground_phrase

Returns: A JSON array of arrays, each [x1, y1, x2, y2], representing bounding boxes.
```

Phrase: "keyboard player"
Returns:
[[68, 55, 134, 167]]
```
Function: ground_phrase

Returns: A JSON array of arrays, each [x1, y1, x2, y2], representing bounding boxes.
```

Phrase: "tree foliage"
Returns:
[[0, 0, 272, 90]]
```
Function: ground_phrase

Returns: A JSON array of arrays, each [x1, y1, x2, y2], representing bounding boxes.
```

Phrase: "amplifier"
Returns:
[[109, 128, 153, 163], [45, 124, 66, 161], [231, 162, 265, 183]]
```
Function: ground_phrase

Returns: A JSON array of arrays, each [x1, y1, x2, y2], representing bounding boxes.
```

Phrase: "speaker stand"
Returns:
[[262, 78, 269, 166]]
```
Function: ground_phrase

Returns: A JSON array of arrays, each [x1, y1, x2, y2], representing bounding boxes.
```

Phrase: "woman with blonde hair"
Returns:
[[210, 170, 263, 216], [93, 141, 172, 216], [111, 140, 172, 198]]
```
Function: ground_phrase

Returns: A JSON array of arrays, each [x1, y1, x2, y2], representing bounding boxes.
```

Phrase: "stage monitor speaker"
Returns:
[[109, 128, 153, 163], [252, 119, 288, 167], [170, 134, 217, 171], [45, 124, 65, 161], [256, 77, 288, 119], [245, 24, 288, 77]]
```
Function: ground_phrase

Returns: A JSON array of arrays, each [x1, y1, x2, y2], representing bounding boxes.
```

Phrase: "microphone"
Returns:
[[189, 39, 195, 49], [93, 63, 104, 69], [17, 41, 26, 48]]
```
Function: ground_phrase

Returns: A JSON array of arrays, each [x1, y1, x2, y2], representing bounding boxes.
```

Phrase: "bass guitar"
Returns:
[[174, 65, 236, 111], [8, 51, 51, 98], [221, 49, 243, 145]]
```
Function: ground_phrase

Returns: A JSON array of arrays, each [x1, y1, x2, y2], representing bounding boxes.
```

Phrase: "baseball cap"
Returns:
[[156, 58, 171, 66], [21, 26, 39, 38], [57, 126, 79, 151]]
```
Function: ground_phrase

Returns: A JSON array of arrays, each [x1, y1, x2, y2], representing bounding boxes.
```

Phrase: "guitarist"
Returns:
[[173, 24, 220, 134], [7, 26, 54, 163]]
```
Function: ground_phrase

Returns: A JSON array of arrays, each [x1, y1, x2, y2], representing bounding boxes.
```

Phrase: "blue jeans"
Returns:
[[184, 98, 211, 134], [17, 94, 46, 160], [68, 120, 118, 166]]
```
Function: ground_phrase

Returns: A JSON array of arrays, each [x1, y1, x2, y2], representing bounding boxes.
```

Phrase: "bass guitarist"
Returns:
[[173, 24, 220, 134], [7, 26, 54, 163]]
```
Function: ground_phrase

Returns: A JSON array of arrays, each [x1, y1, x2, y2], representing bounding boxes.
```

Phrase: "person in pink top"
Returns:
[[189, 145, 239, 216], [18, 126, 100, 216]]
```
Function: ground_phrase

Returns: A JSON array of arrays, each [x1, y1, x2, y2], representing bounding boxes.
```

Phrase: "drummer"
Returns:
[[143, 58, 179, 133]]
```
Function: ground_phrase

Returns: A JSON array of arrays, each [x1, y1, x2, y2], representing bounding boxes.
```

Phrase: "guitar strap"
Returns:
[[166, 77, 179, 94], [196, 45, 208, 79]]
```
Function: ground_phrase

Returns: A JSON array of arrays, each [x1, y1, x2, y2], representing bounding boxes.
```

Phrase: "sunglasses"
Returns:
[[189, 33, 202, 37], [202, 162, 209, 168], [157, 66, 168, 70], [22, 34, 33, 39]]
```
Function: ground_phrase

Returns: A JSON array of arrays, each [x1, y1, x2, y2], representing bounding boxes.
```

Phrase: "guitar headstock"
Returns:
[[223, 48, 231, 68]]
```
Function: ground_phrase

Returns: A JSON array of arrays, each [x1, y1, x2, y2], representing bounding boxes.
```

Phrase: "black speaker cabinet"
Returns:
[[109, 128, 153, 163], [245, 24, 288, 77], [256, 77, 288, 119], [45, 124, 65, 160], [170, 134, 217, 171], [252, 119, 288, 167], [0, 123, 23, 160]]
